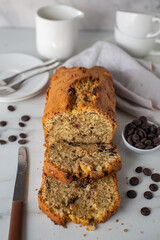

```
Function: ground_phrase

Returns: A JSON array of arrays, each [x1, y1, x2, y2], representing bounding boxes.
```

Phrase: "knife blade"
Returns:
[[8, 147, 28, 240]]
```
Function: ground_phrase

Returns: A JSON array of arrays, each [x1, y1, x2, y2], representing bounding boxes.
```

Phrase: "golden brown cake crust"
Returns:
[[38, 173, 120, 229], [42, 66, 117, 126]]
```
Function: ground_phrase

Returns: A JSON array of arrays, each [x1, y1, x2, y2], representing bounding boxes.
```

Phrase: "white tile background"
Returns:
[[0, 0, 160, 30]]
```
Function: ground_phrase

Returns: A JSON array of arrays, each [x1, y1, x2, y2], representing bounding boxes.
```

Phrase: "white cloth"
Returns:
[[64, 41, 160, 124]]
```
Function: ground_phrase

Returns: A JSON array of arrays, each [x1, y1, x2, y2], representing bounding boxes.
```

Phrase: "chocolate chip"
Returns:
[[132, 119, 141, 126], [156, 127, 160, 136], [68, 87, 76, 95], [19, 133, 27, 138], [129, 177, 139, 186], [141, 207, 150, 216], [149, 125, 157, 133], [127, 190, 137, 198], [126, 123, 136, 130], [127, 136, 134, 146], [151, 173, 160, 182], [149, 184, 158, 192], [141, 122, 150, 130], [139, 116, 147, 123], [153, 137, 160, 145], [8, 135, 17, 142], [135, 142, 145, 149], [19, 122, 26, 127], [92, 87, 97, 95], [144, 140, 152, 146], [141, 138, 147, 143], [132, 134, 140, 143], [8, 105, 15, 111], [18, 139, 27, 145], [143, 168, 152, 176], [135, 166, 143, 173], [145, 146, 153, 149], [67, 196, 78, 205], [0, 140, 7, 145], [21, 115, 30, 122], [144, 191, 153, 199], [0, 121, 7, 127]]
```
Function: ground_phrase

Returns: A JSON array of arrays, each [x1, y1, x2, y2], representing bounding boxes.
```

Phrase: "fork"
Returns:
[[0, 58, 57, 86], [0, 61, 61, 95]]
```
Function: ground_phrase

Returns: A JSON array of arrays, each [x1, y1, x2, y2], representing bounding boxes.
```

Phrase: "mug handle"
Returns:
[[147, 17, 160, 38], [149, 38, 160, 56]]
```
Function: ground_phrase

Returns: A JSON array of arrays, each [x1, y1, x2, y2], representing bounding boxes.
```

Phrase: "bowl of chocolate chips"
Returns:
[[122, 116, 160, 153]]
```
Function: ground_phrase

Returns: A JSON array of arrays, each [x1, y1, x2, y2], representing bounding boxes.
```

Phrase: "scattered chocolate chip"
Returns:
[[19, 122, 26, 127], [68, 87, 76, 95], [135, 166, 143, 173], [8, 105, 15, 111], [0, 121, 7, 126], [149, 184, 158, 192], [141, 207, 150, 216], [18, 139, 27, 145], [67, 196, 78, 205], [135, 142, 145, 149], [144, 191, 153, 199], [21, 115, 30, 122], [143, 168, 152, 176], [8, 135, 17, 142], [19, 133, 27, 138], [129, 177, 139, 186], [127, 190, 137, 198], [151, 173, 160, 182], [92, 87, 97, 95], [139, 116, 147, 123], [0, 140, 7, 145]]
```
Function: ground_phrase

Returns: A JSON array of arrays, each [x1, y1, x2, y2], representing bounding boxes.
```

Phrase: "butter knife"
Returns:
[[8, 147, 28, 240]]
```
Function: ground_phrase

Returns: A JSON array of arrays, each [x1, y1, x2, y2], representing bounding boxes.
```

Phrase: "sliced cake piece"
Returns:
[[43, 142, 122, 183], [38, 173, 120, 230], [42, 66, 117, 145]]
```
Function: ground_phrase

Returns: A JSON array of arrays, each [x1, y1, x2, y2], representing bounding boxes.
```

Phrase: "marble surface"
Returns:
[[0, 28, 160, 240], [0, 0, 160, 29]]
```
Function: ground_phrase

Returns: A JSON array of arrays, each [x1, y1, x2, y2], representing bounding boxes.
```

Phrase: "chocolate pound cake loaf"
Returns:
[[43, 142, 122, 182], [38, 173, 120, 230], [42, 66, 117, 145]]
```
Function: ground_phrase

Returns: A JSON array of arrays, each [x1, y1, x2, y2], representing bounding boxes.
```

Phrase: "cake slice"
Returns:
[[43, 142, 122, 183], [42, 66, 117, 145], [38, 173, 120, 230]]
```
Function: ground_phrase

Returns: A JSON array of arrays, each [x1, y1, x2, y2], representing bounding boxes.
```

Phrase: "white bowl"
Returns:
[[122, 120, 160, 154], [114, 25, 156, 58]]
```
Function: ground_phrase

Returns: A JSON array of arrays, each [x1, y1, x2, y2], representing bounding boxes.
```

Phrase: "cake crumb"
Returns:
[[126, 177, 128, 179], [116, 219, 119, 222], [121, 223, 124, 225], [140, 231, 144, 234], [124, 229, 128, 232], [35, 189, 38, 191], [108, 228, 111, 231], [83, 234, 86, 237]]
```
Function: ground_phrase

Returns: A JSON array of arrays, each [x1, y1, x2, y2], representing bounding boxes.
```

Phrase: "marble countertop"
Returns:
[[0, 28, 160, 240]]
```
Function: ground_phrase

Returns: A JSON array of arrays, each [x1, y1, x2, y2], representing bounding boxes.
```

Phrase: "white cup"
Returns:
[[116, 11, 160, 38], [35, 5, 84, 60], [114, 25, 160, 58]]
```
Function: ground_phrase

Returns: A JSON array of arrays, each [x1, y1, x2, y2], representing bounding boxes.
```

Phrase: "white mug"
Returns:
[[114, 25, 160, 58], [35, 5, 84, 60], [116, 11, 160, 38]]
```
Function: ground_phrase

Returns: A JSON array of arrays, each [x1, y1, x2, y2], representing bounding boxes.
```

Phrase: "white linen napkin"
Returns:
[[63, 41, 160, 124]]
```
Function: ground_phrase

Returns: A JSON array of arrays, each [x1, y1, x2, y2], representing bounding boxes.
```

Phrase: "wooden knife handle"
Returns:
[[8, 200, 24, 240]]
